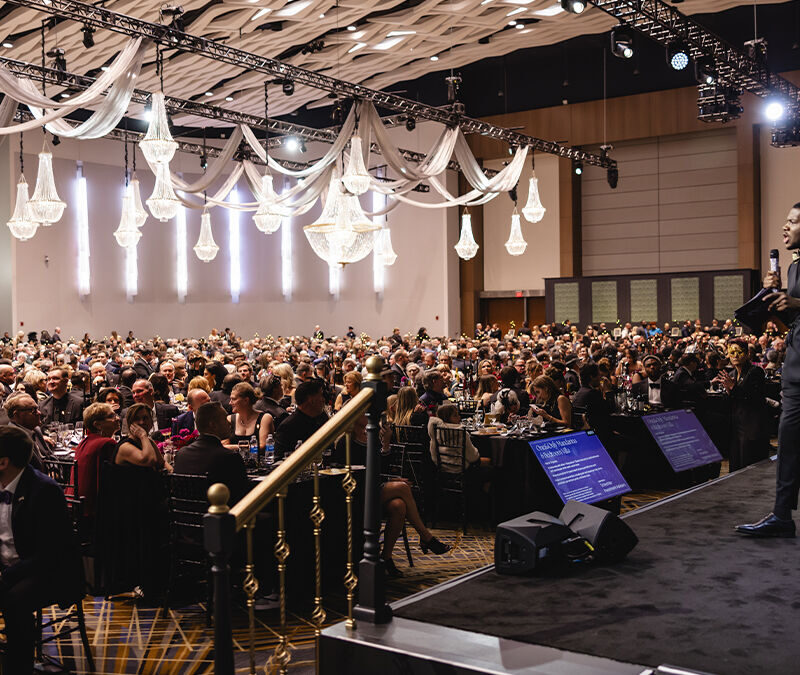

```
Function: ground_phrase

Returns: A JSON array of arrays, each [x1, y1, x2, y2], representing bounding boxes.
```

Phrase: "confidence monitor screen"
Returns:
[[642, 409, 723, 472], [528, 431, 630, 504]]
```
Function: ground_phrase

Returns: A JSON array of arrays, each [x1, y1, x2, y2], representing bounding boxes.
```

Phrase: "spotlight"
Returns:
[[204, 91, 213, 96], [346, 25, 356, 31], [404, 116, 416, 132], [607, 166, 618, 189], [610, 25, 634, 59], [560, 0, 586, 14], [666, 40, 690, 70], [46, 47, 67, 82], [282, 79, 295, 96], [430, 55, 439, 61], [765, 98, 786, 122], [161, 4, 186, 32], [573, 161, 583, 175], [200, 153, 208, 170], [81, 24, 95, 49], [51, 135, 60, 146], [694, 56, 715, 85], [2, 40, 13, 49], [285, 137, 299, 152], [225, 95, 233, 102]]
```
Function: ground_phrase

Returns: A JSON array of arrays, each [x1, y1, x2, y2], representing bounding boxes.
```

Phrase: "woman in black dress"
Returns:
[[713, 339, 770, 471]]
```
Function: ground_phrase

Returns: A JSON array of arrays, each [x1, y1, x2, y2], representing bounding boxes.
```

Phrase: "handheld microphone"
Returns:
[[770, 249, 781, 288]]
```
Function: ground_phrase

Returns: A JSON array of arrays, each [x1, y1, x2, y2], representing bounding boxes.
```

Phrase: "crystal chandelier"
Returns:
[[139, 92, 178, 165], [6, 176, 39, 241], [454, 211, 479, 260], [146, 161, 180, 222], [113, 194, 142, 249], [374, 227, 397, 266], [129, 175, 148, 228], [194, 208, 219, 262], [28, 140, 66, 225], [253, 173, 283, 234], [304, 170, 380, 266], [521, 173, 546, 223], [504, 210, 527, 256], [342, 135, 371, 196]]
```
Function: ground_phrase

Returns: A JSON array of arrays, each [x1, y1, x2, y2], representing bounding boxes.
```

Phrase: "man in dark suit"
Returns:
[[121, 379, 179, 433], [274, 380, 329, 459], [572, 363, 614, 443], [171, 388, 211, 436], [0, 363, 15, 398], [173, 402, 249, 505], [738, 202, 800, 537], [0, 426, 83, 673], [670, 353, 705, 403], [38, 367, 84, 426], [631, 356, 679, 408], [133, 347, 155, 380], [390, 350, 408, 391], [4, 394, 54, 470]]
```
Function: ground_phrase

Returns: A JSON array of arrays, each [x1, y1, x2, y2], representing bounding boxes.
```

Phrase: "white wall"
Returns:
[[7, 122, 461, 339], [482, 152, 560, 291], [760, 125, 800, 279]]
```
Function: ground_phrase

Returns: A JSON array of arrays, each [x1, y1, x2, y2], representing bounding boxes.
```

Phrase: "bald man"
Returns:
[[0, 364, 15, 398], [171, 388, 211, 436]]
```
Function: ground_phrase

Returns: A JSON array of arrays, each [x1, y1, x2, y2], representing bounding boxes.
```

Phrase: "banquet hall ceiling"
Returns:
[[0, 0, 794, 131]]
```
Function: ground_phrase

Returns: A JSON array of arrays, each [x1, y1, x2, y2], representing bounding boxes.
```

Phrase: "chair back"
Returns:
[[42, 457, 76, 491], [432, 425, 467, 474], [457, 398, 477, 418], [393, 424, 428, 446], [168, 473, 210, 543], [571, 405, 588, 430]]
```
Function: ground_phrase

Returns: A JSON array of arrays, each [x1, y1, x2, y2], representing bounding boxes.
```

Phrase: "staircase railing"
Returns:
[[203, 355, 391, 675]]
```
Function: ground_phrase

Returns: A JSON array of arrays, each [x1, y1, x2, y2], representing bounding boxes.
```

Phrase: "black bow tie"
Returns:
[[0, 490, 13, 505], [649, 383, 661, 389]]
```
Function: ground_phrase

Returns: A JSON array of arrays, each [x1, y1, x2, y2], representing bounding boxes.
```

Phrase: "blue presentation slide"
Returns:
[[642, 410, 722, 472], [529, 431, 630, 504]]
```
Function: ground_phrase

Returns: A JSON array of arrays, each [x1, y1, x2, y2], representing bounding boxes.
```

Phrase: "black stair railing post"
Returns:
[[353, 355, 392, 624]]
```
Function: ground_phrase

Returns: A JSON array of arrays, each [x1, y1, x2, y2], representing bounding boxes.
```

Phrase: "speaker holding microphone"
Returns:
[[494, 501, 637, 575]]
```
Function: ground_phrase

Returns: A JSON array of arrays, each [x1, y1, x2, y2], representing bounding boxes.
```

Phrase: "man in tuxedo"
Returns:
[[274, 380, 329, 459], [390, 350, 408, 391], [0, 363, 15, 398], [671, 353, 705, 403], [738, 201, 800, 537], [631, 356, 679, 408], [38, 367, 84, 426], [572, 363, 614, 443], [173, 402, 249, 505], [121, 379, 179, 433], [0, 426, 82, 674], [4, 394, 54, 471], [171, 388, 211, 436]]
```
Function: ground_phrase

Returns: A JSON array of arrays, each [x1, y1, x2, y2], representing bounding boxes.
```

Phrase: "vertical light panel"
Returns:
[[281, 180, 293, 300], [76, 163, 90, 297], [229, 188, 241, 303], [176, 206, 188, 302], [372, 189, 386, 294], [328, 264, 341, 299], [125, 243, 138, 301]]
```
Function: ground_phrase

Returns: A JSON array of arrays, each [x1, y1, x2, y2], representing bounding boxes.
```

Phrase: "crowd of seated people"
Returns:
[[0, 316, 784, 653]]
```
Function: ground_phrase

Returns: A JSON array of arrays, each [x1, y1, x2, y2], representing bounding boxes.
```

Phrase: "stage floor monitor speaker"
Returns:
[[494, 512, 584, 576], [559, 500, 638, 563]]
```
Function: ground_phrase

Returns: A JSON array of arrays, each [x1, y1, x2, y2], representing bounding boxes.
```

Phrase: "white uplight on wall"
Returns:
[[176, 206, 188, 303], [229, 188, 241, 303], [281, 180, 293, 300], [372, 189, 385, 294], [328, 263, 341, 299], [75, 164, 90, 297], [126, 243, 138, 301]]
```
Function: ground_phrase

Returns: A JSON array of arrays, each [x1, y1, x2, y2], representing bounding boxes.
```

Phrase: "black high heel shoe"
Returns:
[[383, 558, 404, 578], [420, 536, 451, 555]]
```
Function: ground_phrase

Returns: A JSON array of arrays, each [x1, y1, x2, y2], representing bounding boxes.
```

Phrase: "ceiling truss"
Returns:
[[2, 0, 616, 169]]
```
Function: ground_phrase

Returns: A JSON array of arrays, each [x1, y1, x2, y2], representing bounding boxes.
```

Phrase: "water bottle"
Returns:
[[249, 434, 259, 469], [264, 433, 275, 466]]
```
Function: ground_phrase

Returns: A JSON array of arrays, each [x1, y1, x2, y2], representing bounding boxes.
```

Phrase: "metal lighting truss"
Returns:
[[588, 0, 800, 107], [2, 0, 615, 169], [0, 56, 470, 174]]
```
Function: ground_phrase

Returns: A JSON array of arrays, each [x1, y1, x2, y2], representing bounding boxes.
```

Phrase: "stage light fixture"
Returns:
[[51, 135, 61, 146], [694, 56, 715, 85], [161, 4, 186, 32], [81, 24, 95, 48], [282, 79, 295, 96], [405, 116, 416, 132], [47, 48, 67, 81], [607, 166, 618, 189], [285, 137, 300, 152], [765, 98, 786, 122], [666, 40, 690, 70], [610, 25, 634, 59], [573, 160, 583, 175], [560, 0, 586, 14]]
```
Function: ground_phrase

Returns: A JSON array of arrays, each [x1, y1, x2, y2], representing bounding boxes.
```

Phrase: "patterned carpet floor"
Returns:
[[32, 469, 729, 674]]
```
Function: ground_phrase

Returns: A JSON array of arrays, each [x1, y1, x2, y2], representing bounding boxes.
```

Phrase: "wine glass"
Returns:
[[474, 409, 484, 428]]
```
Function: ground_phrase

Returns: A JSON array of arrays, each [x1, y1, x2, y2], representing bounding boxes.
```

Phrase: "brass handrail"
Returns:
[[229, 386, 374, 530]]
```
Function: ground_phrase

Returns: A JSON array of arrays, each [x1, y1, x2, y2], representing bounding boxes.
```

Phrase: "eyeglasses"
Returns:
[[16, 407, 39, 414]]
